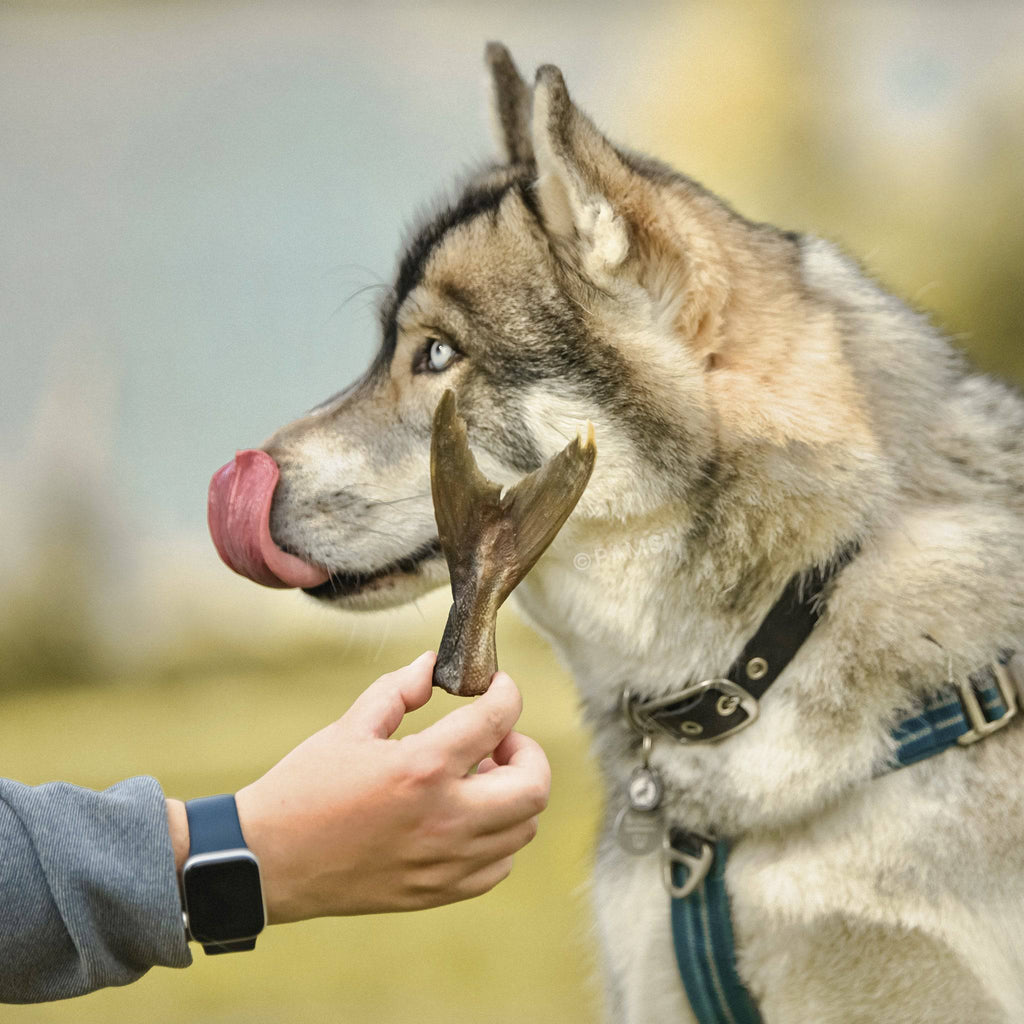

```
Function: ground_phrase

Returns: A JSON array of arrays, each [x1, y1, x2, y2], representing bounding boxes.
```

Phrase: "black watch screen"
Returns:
[[183, 855, 265, 943]]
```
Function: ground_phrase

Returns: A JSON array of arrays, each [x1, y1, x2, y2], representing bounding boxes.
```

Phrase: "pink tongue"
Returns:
[[207, 449, 331, 590]]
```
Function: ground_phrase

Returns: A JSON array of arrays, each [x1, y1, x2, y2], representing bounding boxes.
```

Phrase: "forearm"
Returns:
[[0, 777, 191, 1004]]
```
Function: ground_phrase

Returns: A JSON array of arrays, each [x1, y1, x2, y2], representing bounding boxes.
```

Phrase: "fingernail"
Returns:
[[412, 650, 435, 666]]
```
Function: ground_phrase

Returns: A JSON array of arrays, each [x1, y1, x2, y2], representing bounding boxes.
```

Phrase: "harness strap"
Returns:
[[670, 839, 762, 1024], [890, 661, 1015, 766], [670, 656, 1018, 1024]]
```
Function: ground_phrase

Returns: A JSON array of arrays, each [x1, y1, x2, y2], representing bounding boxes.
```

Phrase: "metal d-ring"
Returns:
[[662, 833, 714, 898]]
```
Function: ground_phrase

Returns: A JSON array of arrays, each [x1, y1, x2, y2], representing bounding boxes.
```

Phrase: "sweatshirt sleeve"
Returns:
[[0, 775, 192, 1003]]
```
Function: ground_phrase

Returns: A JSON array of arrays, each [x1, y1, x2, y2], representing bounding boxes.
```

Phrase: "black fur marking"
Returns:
[[377, 181, 515, 369], [463, 390, 545, 475], [513, 176, 543, 229], [369, 161, 706, 490]]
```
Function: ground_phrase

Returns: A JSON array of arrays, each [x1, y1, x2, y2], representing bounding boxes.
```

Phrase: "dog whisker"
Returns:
[[362, 492, 432, 507]]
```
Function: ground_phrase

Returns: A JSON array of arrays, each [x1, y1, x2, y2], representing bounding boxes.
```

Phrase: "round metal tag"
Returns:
[[627, 766, 663, 812], [613, 805, 663, 856]]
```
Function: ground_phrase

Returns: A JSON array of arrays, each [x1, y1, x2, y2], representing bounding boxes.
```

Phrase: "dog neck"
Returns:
[[517, 431, 878, 698], [512, 455, 900, 838]]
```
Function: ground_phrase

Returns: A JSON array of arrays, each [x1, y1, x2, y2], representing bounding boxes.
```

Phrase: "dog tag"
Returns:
[[627, 765, 663, 812], [614, 805, 664, 856]]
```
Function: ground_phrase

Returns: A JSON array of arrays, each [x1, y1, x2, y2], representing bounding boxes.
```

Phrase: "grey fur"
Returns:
[[485, 42, 533, 166], [255, 47, 1024, 1023]]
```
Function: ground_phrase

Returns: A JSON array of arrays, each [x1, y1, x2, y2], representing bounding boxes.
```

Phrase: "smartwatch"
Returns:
[[180, 794, 266, 955]]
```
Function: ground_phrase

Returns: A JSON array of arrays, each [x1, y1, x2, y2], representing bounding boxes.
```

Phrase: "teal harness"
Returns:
[[670, 838, 758, 1024], [665, 662, 1019, 1024]]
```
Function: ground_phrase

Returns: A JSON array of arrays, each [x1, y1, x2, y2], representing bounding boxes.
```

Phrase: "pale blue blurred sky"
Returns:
[[1, 0, 1021, 563], [0, 0, 669, 545]]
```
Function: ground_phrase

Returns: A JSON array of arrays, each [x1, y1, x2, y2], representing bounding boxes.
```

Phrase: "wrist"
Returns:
[[234, 782, 292, 925], [165, 798, 189, 873]]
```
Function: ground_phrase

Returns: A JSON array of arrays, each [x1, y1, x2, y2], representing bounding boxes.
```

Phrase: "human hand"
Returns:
[[216, 651, 550, 923]]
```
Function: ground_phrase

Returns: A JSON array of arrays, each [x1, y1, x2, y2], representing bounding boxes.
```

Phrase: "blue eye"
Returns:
[[427, 338, 456, 372]]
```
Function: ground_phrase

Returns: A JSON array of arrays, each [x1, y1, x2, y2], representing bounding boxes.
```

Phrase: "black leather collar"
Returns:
[[624, 546, 859, 744]]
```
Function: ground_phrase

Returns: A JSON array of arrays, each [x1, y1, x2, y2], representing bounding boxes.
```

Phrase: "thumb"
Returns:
[[416, 671, 523, 772], [339, 651, 436, 739]]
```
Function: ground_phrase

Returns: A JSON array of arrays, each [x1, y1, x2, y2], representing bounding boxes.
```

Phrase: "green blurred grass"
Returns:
[[0, 606, 603, 1024]]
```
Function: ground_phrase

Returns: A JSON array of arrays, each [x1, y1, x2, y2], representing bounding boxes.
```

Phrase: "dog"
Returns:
[[209, 44, 1024, 1023]]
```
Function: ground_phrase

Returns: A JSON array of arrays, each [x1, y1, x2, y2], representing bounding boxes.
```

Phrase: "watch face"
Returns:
[[183, 854, 265, 943]]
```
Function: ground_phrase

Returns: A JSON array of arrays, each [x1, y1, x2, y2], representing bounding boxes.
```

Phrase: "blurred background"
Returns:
[[2, 1, 1022, 1021]]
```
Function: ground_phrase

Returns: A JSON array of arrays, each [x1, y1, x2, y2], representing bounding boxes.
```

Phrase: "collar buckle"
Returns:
[[623, 680, 759, 745]]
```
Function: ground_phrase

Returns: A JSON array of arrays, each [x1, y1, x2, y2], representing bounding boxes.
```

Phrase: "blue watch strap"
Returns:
[[183, 794, 262, 954], [185, 794, 248, 855]]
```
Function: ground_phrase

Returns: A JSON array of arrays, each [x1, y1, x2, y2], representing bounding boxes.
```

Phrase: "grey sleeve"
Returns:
[[0, 775, 192, 1003]]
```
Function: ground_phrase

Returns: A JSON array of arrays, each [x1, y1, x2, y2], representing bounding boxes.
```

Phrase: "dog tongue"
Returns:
[[208, 449, 330, 589]]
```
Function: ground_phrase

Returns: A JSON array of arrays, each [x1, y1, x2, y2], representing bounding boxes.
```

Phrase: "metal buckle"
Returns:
[[1008, 653, 1024, 705], [662, 832, 714, 898], [623, 680, 759, 745], [956, 661, 1019, 746]]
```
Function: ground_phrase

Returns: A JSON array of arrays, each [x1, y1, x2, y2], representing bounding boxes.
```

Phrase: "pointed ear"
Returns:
[[485, 42, 533, 165], [530, 65, 630, 285]]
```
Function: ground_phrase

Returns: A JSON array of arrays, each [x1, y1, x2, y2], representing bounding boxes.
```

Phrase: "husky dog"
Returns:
[[209, 44, 1024, 1023]]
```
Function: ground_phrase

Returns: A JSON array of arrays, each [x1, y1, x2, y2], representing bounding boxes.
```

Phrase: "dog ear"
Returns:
[[485, 42, 533, 165], [530, 64, 630, 286]]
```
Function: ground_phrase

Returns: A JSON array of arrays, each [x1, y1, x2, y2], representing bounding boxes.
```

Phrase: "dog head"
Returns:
[[210, 44, 878, 610]]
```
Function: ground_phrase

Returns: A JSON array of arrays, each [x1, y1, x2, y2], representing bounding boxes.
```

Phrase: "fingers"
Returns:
[[409, 854, 517, 910], [461, 731, 551, 833], [491, 729, 550, 777], [340, 651, 436, 739], [416, 671, 523, 773], [457, 855, 516, 900], [474, 757, 499, 775], [474, 730, 551, 804], [464, 773, 550, 834], [472, 816, 540, 860]]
